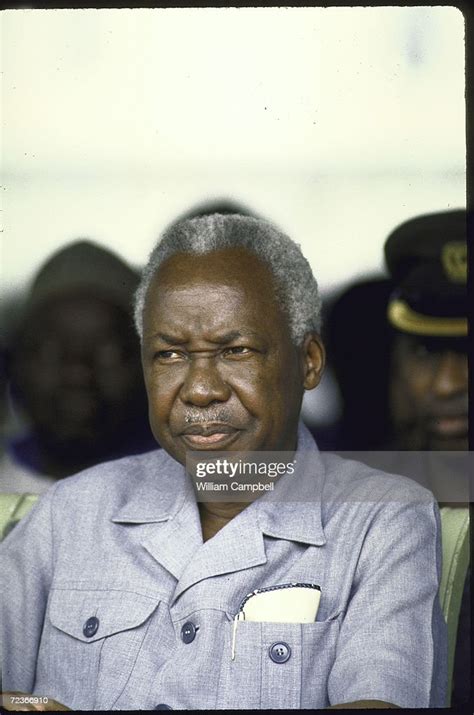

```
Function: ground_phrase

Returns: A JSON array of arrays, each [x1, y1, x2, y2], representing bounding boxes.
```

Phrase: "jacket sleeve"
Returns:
[[327, 491, 447, 708], [0, 483, 58, 693]]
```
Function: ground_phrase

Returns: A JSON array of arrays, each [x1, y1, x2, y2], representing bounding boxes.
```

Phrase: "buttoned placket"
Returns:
[[108, 422, 328, 709]]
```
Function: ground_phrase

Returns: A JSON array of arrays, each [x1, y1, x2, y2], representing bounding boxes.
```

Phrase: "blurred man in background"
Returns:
[[326, 208, 469, 706], [384, 212, 469, 708], [1, 240, 155, 492], [327, 209, 467, 452], [385, 211, 467, 452]]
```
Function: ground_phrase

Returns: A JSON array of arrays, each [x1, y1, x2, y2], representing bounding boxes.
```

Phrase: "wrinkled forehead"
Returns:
[[147, 248, 283, 309], [143, 248, 290, 339]]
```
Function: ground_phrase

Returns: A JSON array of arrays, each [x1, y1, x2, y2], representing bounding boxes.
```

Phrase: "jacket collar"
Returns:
[[255, 422, 327, 547], [111, 449, 191, 524], [111, 421, 326, 549]]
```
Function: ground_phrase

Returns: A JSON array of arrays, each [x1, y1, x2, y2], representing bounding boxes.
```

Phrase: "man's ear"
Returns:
[[301, 333, 325, 390]]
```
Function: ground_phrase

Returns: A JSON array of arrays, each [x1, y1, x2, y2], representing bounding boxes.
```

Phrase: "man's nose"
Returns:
[[431, 351, 468, 398], [179, 356, 231, 406], [60, 355, 94, 386]]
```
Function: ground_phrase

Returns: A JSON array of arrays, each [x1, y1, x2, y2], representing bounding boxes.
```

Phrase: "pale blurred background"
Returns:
[[0, 6, 466, 427]]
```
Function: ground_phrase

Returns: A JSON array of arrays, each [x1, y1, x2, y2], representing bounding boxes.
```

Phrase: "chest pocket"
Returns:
[[42, 588, 160, 710], [216, 617, 341, 709]]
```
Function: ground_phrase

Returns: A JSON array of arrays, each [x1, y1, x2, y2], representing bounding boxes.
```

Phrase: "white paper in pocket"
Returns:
[[240, 582, 321, 622], [231, 582, 321, 660]]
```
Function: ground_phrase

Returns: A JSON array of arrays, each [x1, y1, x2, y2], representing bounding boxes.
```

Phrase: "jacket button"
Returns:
[[154, 705, 172, 710], [181, 621, 198, 644], [269, 641, 291, 663], [83, 616, 99, 638]]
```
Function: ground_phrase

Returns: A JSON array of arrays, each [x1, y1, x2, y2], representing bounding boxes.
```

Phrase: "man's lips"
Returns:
[[428, 415, 468, 437], [55, 392, 98, 421], [179, 423, 240, 448]]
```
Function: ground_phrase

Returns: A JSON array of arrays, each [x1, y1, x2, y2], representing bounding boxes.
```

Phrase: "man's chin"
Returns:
[[427, 434, 469, 451], [427, 418, 469, 451], [395, 424, 469, 452]]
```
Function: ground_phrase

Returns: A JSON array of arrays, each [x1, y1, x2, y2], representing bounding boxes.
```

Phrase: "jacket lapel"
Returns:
[[110, 423, 326, 600], [171, 506, 267, 603]]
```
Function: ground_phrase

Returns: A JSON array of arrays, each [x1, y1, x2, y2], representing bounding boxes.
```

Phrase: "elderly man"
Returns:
[[1, 214, 446, 710]]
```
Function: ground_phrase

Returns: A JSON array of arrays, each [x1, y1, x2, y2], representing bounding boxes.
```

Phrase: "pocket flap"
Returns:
[[48, 588, 159, 642]]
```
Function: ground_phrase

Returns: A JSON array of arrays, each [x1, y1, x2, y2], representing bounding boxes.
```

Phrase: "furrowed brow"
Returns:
[[145, 329, 259, 346], [148, 332, 187, 345], [211, 331, 245, 344]]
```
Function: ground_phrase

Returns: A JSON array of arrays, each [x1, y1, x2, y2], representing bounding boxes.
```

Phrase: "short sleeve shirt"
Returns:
[[0, 423, 447, 709]]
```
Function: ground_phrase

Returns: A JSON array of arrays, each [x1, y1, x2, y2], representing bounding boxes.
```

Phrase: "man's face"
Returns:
[[141, 248, 324, 465], [389, 333, 468, 450], [13, 294, 144, 448]]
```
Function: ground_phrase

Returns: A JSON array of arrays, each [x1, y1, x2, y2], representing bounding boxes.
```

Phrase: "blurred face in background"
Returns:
[[389, 333, 468, 450], [11, 293, 145, 459]]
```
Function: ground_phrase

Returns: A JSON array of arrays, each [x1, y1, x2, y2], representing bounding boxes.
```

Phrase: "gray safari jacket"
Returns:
[[0, 423, 446, 710]]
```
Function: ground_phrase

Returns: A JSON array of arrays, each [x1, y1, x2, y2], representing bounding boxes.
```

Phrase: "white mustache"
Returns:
[[184, 407, 233, 424]]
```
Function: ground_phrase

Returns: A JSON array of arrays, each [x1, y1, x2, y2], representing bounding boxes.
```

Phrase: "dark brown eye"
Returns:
[[223, 346, 251, 357], [155, 350, 185, 361]]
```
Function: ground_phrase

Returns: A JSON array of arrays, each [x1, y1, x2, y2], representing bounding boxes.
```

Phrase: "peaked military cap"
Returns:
[[384, 209, 467, 337]]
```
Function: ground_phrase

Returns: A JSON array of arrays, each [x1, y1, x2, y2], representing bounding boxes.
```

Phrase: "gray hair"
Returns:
[[134, 213, 322, 346]]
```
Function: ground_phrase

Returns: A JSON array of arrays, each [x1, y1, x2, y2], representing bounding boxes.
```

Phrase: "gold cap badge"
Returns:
[[441, 241, 467, 283]]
